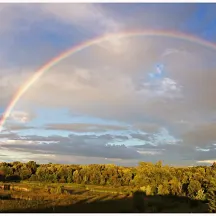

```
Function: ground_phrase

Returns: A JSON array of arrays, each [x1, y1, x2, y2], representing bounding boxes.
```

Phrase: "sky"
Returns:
[[0, 3, 216, 166]]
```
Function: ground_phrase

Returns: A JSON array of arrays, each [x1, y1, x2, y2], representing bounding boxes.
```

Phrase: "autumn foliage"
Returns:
[[0, 160, 215, 212]]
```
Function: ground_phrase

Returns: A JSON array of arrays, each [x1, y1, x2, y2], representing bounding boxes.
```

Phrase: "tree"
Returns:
[[206, 179, 216, 213], [145, 185, 153, 196], [155, 160, 162, 168], [26, 161, 37, 174], [211, 162, 216, 169], [73, 170, 82, 184], [157, 181, 170, 195], [169, 178, 182, 196], [188, 180, 202, 198], [0, 166, 13, 180], [195, 189, 205, 201], [20, 167, 32, 180], [0, 170, 5, 181]]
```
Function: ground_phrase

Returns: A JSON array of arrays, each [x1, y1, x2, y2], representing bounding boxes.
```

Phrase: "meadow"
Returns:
[[0, 181, 209, 213], [0, 161, 215, 213]]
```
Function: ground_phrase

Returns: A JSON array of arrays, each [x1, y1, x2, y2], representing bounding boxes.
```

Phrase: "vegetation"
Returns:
[[0, 160, 215, 212]]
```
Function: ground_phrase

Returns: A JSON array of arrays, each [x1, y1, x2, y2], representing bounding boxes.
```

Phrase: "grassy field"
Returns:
[[0, 181, 209, 213]]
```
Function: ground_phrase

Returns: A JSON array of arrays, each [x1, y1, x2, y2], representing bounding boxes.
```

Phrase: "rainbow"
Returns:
[[1, 29, 216, 132]]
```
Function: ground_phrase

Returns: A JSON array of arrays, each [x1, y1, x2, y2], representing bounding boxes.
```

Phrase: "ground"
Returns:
[[0, 181, 209, 213]]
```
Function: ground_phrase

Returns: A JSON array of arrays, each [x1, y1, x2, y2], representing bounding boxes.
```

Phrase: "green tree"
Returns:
[[145, 185, 153, 196], [206, 179, 216, 213], [20, 167, 32, 180], [195, 189, 206, 201], [169, 178, 182, 196], [157, 181, 170, 195], [188, 180, 202, 198], [26, 161, 37, 174]]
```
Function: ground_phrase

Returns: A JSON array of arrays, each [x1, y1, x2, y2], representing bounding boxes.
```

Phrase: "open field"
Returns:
[[0, 181, 209, 213]]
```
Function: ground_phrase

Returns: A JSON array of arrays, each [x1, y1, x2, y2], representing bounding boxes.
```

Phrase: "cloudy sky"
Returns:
[[0, 3, 216, 166]]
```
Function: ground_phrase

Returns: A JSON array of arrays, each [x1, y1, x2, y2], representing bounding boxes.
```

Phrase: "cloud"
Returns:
[[182, 123, 216, 147], [1, 139, 38, 145], [15, 37, 213, 119], [0, 3, 126, 71], [45, 123, 128, 132], [0, 3, 124, 47], [132, 123, 160, 133], [132, 141, 216, 166], [39, 4, 127, 54], [0, 133, 142, 160], [1, 129, 215, 166], [196, 147, 210, 152], [136, 150, 162, 155], [0, 67, 32, 108], [0, 109, 36, 131], [9, 110, 35, 123], [1, 3, 216, 166], [130, 133, 150, 140], [161, 48, 191, 58], [162, 48, 182, 57], [0, 146, 56, 163], [0, 132, 20, 140], [3, 123, 35, 131], [40, 3, 123, 34], [1, 36, 215, 157], [196, 160, 216, 164], [140, 77, 183, 99]]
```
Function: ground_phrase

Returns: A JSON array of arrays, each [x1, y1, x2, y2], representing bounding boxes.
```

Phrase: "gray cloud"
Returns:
[[130, 133, 151, 140], [0, 133, 142, 160], [0, 132, 20, 140], [3, 123, 35, 131], [132, 123, 160, 133], [22, 38, 215, 126], [104, 3, 197, 32], [1, 131, 215, 166], [131, 142, 216, 166], [0, 3, 123, 35], [182, 123, 216, 147], [45, 123, 128, 132]]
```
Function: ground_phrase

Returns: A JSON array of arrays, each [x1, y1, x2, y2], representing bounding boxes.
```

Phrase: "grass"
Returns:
[[0, 181, 209, 213]]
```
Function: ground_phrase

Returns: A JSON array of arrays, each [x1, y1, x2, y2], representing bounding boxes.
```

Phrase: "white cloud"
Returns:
[[98, 35, 131, 54], [162, 48, 183, 57], [136, 150, 162, 155], [196, 147, 210, 152], [0, 4, 123, 35], [141, 77, 182, 99], [1, 139, 35, 145], [0, 3, 125, 59], [9, 110, 34, 123], [0, 138, 58, 145], [0, 146, 56, 163], [0, 4, 44, 34], [0, 4, 126, 56], [196, 160, 216, 164], [39, 3, 122, 33], [0, 67, 34, 108]]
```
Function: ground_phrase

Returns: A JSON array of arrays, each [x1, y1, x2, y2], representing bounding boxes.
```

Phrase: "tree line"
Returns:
[[0, 160, 215, 212]]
